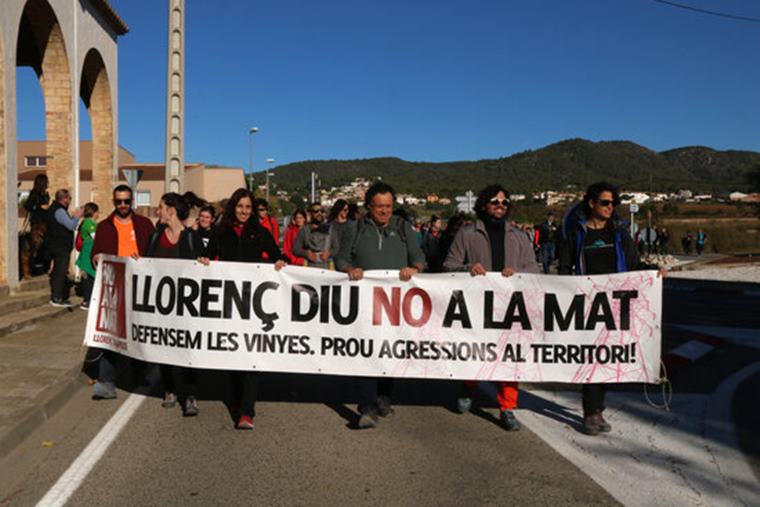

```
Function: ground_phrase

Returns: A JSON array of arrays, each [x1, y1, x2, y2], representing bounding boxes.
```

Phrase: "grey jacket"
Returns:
[[294, 223, 340, 269], [443, 220, 540, 273]]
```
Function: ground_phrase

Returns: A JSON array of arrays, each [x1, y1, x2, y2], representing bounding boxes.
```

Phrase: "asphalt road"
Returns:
[[2, 374, 617, 506]]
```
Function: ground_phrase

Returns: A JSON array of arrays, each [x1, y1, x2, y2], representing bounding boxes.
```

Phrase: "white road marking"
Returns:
[[36, 394, 146, 507]]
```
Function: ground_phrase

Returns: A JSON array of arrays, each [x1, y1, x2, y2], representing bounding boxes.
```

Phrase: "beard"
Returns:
[[115, 206, 132, 219]]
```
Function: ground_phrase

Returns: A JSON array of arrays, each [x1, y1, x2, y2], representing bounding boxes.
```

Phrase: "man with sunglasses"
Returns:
[[294, 202, 339, 269], [558, 181, 665, 435], [89, 184, 155, 399], [444, 184, 540, 431]]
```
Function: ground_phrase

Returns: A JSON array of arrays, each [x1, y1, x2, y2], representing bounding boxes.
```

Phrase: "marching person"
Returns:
[[195, 204, 216, 256], [558, 181, 665, 436], [46, 189, 83, 307], [444, 184, 540, 431], [21, 173, 51, 279], [537, 212, 559, 274], [336, 182, 425, 429], [254, 198, 280, 248], [75, 202, 100, 309], [421, 215, 443, 271], [294, 202, 340, 269], [327, 198, 352, 252], [282, 208, 307, 266], [90, 185, 155, 400], [200, 188, 286, 430], [144, 192, 203, 416]]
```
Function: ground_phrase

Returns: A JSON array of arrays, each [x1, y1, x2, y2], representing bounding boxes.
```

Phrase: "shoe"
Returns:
[[50, 298, 72, 308], [236, 415, 254, 430], [183, 396, 199, 417], [92, 382, 117, 400], [357, 407, 379, 429], [597, 412, 611, 433], [80, 301, 90, 310], [582, 414, 600, 436], [376, 395, 395, 418], [499, 410, 521, 431], [456, 397, 472, 414], [162, 392, 177, 408]]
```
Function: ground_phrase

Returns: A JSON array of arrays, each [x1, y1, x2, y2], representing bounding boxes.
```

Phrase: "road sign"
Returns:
[[455, 190, 475, 213], [629, 203, 639, 213]]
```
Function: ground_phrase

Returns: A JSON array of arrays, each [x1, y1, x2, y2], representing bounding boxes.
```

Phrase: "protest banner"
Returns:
[[84, 255, 662, 383]]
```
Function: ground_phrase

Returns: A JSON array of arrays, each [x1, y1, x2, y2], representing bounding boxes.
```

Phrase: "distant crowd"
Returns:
[[19, 175, 665, 436]]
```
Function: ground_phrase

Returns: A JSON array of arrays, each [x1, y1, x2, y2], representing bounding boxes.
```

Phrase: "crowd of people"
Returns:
[[21, 178, 665, 436]]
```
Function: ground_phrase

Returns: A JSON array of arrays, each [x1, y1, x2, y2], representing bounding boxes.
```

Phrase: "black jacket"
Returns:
[[145, 224, 200, 260], [45, 202, 74, 251], [205, 222, 285, 263]]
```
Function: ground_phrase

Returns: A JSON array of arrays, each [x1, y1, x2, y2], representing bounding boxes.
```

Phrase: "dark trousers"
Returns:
[[582, 384, 607, 415], [232, 371, 259, 417], [358, 377, 394, 413], [160, 364, 197, 399], [540, 243, 555, 274], [81, 274, 94, 302], [49, 248, 71, 300], [98, 350, 119, 386]]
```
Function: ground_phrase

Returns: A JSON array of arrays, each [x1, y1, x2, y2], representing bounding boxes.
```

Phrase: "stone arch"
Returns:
[[16, 0, 74, 196], [80, 48, 113, 208]]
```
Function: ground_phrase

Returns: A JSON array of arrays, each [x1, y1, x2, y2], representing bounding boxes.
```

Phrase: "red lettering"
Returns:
[[373, 287, 400, 326], [402, 288, 432, 327]]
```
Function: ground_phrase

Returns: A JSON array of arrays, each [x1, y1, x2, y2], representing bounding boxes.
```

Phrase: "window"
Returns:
[[24, 156, 47, 167], [136, 191, 151, 207]]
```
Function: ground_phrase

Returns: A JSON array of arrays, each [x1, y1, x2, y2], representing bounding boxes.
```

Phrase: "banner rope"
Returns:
[[643, 359, 672, 411]]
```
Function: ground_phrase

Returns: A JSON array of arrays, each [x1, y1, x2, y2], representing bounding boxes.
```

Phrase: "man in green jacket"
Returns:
[[336, 182, 425, 429]]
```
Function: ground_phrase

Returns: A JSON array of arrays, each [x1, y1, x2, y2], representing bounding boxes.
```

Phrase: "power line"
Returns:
[[652, 0, 760, 23]]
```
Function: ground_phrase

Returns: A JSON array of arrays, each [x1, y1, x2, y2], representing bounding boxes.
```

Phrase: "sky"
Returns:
[[15, 0, 760, 171]]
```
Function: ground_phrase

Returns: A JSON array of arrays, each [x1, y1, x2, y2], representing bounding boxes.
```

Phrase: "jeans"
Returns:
[[160, 364, 198, 399], [81, 274, 94, 303], [49, 248, 71, 300], [540, 243, 555, 274], [232, 371, 259, 417]]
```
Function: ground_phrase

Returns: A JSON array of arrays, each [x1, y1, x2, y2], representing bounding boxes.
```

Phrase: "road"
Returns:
[[1, 277, 757, 506]]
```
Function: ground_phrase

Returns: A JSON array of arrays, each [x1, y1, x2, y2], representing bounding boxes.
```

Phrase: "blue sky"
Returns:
[[15, 0, 760, 170]]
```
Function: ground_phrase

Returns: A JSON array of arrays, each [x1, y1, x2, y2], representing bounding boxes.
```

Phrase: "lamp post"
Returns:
[[265, 158, 275, 201], [248, 127, 259, 192]]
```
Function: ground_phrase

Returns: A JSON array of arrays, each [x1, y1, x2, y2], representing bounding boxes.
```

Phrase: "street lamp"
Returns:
[[265, 158, 275, 201], [248, 127, 259, 192]]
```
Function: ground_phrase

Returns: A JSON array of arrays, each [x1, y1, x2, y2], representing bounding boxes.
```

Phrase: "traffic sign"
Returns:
[[629, 203, 639, 213], [456, 190, 475, 213]]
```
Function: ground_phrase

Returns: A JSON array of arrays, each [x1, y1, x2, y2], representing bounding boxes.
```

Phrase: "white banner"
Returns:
[[84, 256, 663, 383]]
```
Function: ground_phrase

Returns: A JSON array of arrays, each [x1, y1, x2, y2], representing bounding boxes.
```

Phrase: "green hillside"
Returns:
[[254, 138, 760, 197]]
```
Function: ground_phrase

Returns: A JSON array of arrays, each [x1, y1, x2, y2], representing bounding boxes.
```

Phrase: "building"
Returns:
[[18, 140, 245, 215]]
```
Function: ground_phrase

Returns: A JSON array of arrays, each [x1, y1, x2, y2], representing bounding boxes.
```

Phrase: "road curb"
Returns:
[[0, 364, 88, 459]]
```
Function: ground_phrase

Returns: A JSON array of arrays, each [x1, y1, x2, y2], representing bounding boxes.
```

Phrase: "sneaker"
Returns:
[[376, 395, 395, 418], [162, 392, 177, 408], [92, 381, 117, 400], [236, 415, 254, 430], [597, 412, 611, 433], [456, 397, 472, 414], [80, 301, 90, 310], [582, 414, 600, 436], [183, 396, 199, 417], [50, 298, 73, 308], [357, 407, 379, 429], [499, 410, 521, 431]]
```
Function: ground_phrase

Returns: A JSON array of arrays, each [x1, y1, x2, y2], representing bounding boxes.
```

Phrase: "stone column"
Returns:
[[164, 0, 184, 193]]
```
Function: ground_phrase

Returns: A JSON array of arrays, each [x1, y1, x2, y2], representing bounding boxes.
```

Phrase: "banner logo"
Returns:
[[95, 260, 126, 339]]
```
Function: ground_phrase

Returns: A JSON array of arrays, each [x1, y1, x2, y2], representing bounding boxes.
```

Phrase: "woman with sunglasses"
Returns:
[[444, 184, 540, 431], [327, 198, 352, 253], [558, 181, 665, 435], [144, 192, 204, 416], [199, 188, 286, 429]]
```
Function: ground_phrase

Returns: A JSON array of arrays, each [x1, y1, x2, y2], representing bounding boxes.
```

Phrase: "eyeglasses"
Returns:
[[311, 209, 324, 214], [488, 199, 511, 207], [597, 199, 618, 207], [113, 199, 132, 205]]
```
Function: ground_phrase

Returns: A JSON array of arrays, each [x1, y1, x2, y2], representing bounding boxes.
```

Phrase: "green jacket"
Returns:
[[336, 215, 425, 271], [75, 217, 98, 277]]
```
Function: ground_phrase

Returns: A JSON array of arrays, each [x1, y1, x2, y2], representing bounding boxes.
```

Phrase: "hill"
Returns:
[[254, 138, 760, 196]]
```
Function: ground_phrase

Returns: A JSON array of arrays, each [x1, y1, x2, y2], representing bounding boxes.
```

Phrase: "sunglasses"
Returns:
[[257, 208, 268, 212], [113, 199, 132, 205], [597, 199, 618, 207], [311, 209, 324, 214], [488, 199, 511, 207]]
